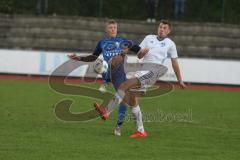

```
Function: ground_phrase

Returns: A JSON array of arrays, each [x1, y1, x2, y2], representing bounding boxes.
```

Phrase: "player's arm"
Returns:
[[136, 36, 149, 59], [137, 48, 149, 59], [171, 58, 186, 89], [129, 44, 149, 59], [68, 54, 97, 62], [68, 41, 102, 62], [111, 44, 143, 68]]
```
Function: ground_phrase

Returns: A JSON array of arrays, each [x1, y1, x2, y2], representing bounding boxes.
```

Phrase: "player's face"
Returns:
[[105, 23, 118, 38], [158, 23, 171, 38]]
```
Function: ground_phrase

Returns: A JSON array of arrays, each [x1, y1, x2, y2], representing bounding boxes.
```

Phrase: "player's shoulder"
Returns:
[[98, 37, 107, 44], [164, 37, 176, 46], [144, 34, 156, 39]]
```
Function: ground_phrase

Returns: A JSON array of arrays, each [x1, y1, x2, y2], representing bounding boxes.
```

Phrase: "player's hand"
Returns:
[[179, 81, 187, 89], [68, 53, 80, 61]]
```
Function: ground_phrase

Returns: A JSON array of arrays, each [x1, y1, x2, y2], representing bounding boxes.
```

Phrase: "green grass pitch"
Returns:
[[0, 80, 239, 160]]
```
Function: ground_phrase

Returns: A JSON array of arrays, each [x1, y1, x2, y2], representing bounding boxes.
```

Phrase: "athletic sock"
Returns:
[[116, 104, 127, 128], [132, 105, 145, 133], [107, 90, 125, 113]]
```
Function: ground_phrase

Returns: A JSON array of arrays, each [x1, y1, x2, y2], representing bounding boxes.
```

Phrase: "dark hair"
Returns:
[[159, 19, 172, 29]]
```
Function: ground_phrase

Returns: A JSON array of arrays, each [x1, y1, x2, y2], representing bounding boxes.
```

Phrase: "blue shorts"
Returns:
[[102, 59, 126, 90]]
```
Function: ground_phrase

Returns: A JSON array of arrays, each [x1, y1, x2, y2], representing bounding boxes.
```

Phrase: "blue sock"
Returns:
[[117, 104, 127, 128]]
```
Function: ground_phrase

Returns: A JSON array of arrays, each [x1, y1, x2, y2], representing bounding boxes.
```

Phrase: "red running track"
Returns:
[[1, 74, 240, 92]]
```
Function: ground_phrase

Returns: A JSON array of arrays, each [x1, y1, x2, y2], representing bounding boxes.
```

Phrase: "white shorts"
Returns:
[[126, 71, 146, 92], [126, 64, 167, 92], [136, 64, 168, 88]]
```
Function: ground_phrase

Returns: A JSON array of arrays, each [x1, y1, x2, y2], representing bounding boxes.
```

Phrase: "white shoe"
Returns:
[[99, 84, 107, 93], [114, 127, 121, 136]]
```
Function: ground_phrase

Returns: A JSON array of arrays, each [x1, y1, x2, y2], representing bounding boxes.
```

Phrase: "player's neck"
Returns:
[[106, 35, 117, 39], [157, 36, 166, 41]]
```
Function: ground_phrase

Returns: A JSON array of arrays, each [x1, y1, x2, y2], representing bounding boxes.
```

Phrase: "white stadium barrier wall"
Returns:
[[0, 49, 240, 85]]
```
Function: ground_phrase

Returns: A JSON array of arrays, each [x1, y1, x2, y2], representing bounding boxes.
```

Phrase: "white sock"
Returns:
[[107, 90, 125, 113], [132, 105, 145, 133]]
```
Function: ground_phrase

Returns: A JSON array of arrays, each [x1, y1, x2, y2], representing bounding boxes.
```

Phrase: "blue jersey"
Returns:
[[93, 36, 127, 62], [93, 36, 127, 89]]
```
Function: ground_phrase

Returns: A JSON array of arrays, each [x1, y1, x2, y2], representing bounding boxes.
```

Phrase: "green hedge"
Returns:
[[0, 0, 239, 24]]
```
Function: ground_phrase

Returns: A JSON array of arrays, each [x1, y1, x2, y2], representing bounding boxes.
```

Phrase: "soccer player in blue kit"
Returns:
[[68, 19, 143, 136]]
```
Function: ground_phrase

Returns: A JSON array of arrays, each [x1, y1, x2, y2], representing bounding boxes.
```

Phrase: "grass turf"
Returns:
[[0, 80, 239, 160]]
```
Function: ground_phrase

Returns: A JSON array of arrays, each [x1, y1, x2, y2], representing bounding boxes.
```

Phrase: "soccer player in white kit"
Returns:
[[95, 19, 186, 138]]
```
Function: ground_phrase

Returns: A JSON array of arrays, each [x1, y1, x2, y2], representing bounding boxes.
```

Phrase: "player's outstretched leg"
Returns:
[[94, 103, 109, 120], [106, 78, 140, 113]]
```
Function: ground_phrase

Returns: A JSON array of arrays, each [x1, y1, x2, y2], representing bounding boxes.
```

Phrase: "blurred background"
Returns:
[[0, 0, 240, 84], [0, 0, 239, 23]]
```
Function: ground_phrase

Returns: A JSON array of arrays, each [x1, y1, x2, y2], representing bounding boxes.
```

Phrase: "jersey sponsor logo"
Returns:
[[102, 40, 133, 61], [103, 40, 132, 51], [103, 41, 116, 51], [104, 51, 120, 57]]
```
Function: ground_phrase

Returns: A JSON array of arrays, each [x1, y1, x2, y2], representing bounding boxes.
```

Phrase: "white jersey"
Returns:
[[139, 35, 178, 65], [131, 35, 177, 89]]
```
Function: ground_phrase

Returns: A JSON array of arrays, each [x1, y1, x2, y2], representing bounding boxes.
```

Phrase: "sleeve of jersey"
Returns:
[[92, 41, 102, 57], [139, 36, 148, 48], [167, 42, 178, 58], [128, 37, 148, 53], [122, 38, 141, 53], [129, 44, 141, 53]]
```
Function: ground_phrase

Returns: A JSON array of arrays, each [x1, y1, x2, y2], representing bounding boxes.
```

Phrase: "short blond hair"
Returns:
[[106, 19, 117, 26]]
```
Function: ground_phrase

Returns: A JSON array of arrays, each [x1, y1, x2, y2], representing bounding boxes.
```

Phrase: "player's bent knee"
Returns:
[[119, 78, 140, 91]]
